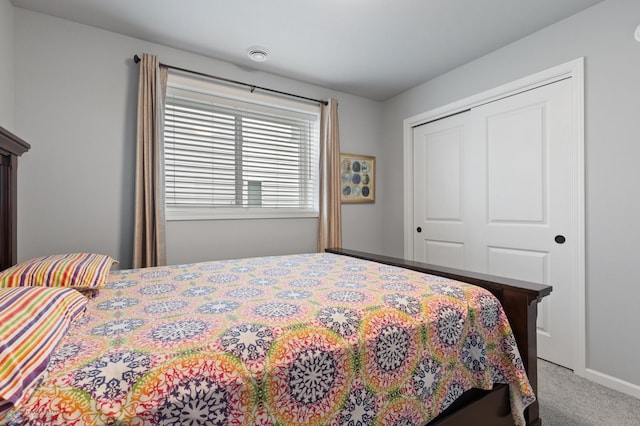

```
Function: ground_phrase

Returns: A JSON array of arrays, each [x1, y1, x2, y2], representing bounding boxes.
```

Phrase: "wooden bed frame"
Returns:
[[327, 248, 552, 426], [0, 126, 30, 271], [0, 125, 551, 425]]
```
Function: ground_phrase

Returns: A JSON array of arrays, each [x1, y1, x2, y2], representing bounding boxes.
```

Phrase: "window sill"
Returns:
[[166, 208, 319, 221]]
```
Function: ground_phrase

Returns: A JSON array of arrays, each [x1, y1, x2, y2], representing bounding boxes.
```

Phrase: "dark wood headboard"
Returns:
[[0, 126, 31, 270]]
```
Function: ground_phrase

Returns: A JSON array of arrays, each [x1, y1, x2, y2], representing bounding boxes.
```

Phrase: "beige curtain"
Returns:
[[133, 54, 168, 268], [317, 98, 342, 252]]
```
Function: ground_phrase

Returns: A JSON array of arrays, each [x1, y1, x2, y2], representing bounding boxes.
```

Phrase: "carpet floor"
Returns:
[[538, 359, 640, 425]]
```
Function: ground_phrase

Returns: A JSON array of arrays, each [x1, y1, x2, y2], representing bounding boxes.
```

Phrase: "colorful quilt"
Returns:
[[5, 253, 534, 425]]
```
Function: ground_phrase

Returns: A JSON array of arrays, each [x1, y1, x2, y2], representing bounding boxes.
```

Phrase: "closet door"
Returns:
[[412, 112, 470, 269], [471, 79, 574, 369], [412, 78, 575, 368]]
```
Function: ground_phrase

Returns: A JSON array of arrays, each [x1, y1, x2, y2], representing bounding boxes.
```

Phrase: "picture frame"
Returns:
[[340, 153, 375, 203]]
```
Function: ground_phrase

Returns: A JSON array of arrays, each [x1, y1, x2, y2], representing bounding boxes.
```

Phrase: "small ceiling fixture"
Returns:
[[248, 47, 269, 62]]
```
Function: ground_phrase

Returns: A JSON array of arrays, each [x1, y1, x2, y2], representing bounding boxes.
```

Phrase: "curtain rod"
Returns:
[[133, 54, 328, 106]]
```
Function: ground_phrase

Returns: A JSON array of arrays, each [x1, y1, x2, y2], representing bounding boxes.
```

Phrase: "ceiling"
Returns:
[[11, 0, 604, 101]]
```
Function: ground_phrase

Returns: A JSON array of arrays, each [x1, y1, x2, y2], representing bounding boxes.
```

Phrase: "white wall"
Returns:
[[0, 0, 13, 130], [380, 0, 640, 393], [13, 8, 384, 268]]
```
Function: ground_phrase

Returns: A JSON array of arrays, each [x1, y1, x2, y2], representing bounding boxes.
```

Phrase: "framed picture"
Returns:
[[340, 153, 375, 203]]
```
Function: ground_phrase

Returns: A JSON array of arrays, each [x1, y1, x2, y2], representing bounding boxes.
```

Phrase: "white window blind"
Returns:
[[164, 74, 320, 220]]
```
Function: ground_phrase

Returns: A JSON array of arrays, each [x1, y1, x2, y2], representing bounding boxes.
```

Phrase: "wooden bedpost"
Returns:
[[0, 126, 31, 270], [500, 287, 546, 426]]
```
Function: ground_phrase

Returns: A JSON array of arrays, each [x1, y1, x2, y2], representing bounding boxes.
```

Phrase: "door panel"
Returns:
[[473, 80, 574, 368], [487, 105, 546, 223], [413, 112, 469, 268], [425, 240, 465, 269], [424, 128, 463, 221], [487, 246, 548, 284], [487, 245, 553, 352], [412, 79, 575, 368]]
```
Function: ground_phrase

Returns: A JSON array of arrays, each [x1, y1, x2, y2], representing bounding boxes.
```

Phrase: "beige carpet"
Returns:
[[538, 359, 640, 426]]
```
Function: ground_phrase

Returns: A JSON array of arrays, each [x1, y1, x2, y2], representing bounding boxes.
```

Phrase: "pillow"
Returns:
[[0, 286, 87, 409], [0, 253, 117, 291]]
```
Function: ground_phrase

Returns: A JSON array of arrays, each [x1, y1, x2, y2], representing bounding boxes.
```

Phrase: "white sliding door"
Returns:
[[412, 78, 576, 369], [413, 111, 470, 269]]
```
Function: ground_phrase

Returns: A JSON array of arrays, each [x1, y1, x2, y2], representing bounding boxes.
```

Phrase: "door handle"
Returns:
[[555, 235, 566, 244], [416, 227, 422, 233]]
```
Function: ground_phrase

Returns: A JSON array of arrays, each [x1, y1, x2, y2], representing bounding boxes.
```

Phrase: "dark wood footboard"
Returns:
[[327, 248, 552, 426]]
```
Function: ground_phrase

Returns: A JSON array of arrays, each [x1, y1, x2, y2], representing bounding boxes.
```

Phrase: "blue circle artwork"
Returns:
[[341, 156, 373, 201]]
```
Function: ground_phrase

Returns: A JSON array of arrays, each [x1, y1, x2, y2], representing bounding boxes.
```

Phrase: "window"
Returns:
[[163, 72, 320, 220]]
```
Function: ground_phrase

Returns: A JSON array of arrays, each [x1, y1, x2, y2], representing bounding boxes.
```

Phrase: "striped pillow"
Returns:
[[0, 253, 117, 290], [0, 287, 87, 408]]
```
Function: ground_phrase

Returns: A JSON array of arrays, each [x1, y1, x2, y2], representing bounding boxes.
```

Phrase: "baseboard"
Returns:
[[584, 368, 640, 399]]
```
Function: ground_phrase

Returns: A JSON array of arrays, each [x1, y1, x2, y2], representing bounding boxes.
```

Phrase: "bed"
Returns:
[[0, 126, 552, 425]]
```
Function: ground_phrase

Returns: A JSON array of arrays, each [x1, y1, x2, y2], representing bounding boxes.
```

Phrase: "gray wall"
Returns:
[[380, 0, 640, 390], [0, 0, 13, 130], [13, 8, 384, 268]]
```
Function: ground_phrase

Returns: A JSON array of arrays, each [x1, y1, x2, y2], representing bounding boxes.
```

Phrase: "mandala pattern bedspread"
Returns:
[[6, 253, 534, 425]]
